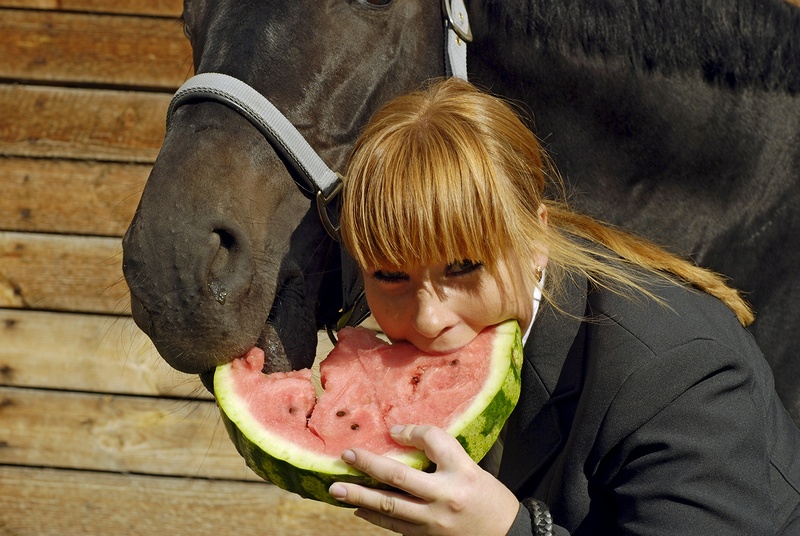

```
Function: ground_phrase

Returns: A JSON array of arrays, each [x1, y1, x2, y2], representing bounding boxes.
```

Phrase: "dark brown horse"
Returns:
[[122, 0, 800, 423]]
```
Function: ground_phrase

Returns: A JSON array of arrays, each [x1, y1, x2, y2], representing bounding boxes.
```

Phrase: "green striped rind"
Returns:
[[214, 319, 522, 506], [217, 409, 390, 506], [449, 320, 523, 460]]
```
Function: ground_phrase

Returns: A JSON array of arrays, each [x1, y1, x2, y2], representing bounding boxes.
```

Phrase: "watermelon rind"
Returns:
[[448, 320, 523, 458], [214, 319, 523, 506]]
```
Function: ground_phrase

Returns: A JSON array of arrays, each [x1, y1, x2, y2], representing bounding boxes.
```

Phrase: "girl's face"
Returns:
[[362, 257, 535, 354]]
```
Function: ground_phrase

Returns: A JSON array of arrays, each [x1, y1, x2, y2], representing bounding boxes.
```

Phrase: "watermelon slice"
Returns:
[[214, 319, 523, 505]]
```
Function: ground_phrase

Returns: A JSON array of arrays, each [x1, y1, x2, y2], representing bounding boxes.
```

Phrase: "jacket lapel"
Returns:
[[498, 273, 588, 492]]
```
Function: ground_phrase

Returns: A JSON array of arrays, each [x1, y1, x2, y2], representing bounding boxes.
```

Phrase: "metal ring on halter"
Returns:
[[443, 0, 473, 42], [315, 175, 344, 243], [325, 289, 370, 345]]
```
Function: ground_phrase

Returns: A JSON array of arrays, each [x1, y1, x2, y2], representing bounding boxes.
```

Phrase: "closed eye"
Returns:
[[353, 0, 392, 8], [372, 270, 409, 283], [446, 260, 483, 277]]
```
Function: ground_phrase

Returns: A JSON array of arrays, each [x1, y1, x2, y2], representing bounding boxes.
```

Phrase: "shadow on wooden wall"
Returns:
[[0, 2, 387, 534]]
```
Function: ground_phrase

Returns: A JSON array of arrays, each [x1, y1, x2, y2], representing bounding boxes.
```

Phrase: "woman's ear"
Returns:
[[537, 204, 548, 227]]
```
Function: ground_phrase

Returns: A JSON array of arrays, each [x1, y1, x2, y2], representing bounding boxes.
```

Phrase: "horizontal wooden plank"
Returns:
[[0, 0, 182, 17], [0, 308, 336, 397], [0, 466, 391, 536], [0, 386, 258, 480], [0, 84, 170, 163], [0, 309, 209, 398], [0, 9, 191, 89], [0, 157, 145, 237], [0, 231, 128, 314]]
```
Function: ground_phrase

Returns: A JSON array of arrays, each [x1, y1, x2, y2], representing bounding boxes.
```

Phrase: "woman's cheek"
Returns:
[[363, 287, 401, 336]]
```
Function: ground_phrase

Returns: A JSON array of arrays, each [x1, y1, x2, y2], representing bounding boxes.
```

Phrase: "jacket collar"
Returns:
[[498, 271, 589, 492]]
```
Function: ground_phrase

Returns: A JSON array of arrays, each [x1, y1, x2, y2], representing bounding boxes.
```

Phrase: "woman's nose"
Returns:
[[411, 287, 456, 339]]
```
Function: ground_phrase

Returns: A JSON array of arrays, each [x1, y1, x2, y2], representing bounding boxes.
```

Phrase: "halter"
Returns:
[[165, 0, 472, 332]]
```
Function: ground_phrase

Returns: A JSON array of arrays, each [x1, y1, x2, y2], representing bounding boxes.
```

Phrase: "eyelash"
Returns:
[[371, 261, 483, 283], [372, 270, 407, 283], [447, 260, 483, 276]]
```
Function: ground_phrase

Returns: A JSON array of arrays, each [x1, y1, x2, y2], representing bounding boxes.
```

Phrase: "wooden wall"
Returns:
[[0, 2, 388, 534]]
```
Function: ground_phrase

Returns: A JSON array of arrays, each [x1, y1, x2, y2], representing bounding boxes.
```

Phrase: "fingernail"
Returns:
[[341, 449, 356, 464], [329, 483, 346, 499], [390, 425, 405, 435]]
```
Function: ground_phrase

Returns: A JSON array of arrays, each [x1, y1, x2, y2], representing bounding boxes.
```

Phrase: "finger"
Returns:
[[354, 505, 425, 536], [390, 424, 472, 470], [343, 447, 435, 499], [329, 480, 426, 525]]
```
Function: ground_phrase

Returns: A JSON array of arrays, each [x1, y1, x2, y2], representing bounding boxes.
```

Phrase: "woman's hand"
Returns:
[[328, 424, 520, 536]]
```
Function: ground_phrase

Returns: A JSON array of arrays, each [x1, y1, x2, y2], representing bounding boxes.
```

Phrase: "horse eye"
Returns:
[[182, 20, 192, 41], [359, 0, 392, 7]]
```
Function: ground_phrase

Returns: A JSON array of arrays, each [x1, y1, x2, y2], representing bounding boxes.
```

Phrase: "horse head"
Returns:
[[122, 0, 444, 379]]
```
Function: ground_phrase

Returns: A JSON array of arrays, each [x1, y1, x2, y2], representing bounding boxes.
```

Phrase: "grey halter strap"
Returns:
[[166, 72, 345, 241], [444, 0, 472, 79]]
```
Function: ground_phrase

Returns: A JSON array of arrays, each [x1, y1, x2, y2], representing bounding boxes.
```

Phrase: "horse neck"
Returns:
[[466, 0, 800, 168], [469, 0, 800, 96]]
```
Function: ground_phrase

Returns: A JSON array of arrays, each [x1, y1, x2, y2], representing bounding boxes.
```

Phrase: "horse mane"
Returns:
[[480, 0, 800, 93]]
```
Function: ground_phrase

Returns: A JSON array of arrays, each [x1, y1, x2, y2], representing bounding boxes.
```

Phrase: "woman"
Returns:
[[328, 78, 800, 535]]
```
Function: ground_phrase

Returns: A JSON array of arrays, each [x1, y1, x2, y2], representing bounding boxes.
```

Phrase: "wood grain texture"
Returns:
[[0, 231, 128, 313], [0, 386, 257, 480], [0, 309, 206, 397], [0, 157, 145, 237], [0, 0, 182, 16], [0, 466, 392, 536], [0, 9, 192, 89], [0, 84, 170, 162]]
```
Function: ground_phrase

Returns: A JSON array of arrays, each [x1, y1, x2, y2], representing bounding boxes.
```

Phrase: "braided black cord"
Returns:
[[522, 498, 555, 536]]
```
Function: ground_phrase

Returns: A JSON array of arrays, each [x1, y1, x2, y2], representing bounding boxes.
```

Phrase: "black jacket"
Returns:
[[504, 269, 800, 535]]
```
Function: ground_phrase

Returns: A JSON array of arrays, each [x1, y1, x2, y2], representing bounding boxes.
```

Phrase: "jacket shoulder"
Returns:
[[582, 276, 772, 446]]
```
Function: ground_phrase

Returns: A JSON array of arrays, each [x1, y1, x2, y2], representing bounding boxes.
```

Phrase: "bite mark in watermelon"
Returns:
[[214, 319, 523, 505]]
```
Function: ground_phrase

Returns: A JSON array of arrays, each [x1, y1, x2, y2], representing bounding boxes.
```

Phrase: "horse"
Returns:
[[122, 0, 800, 424]]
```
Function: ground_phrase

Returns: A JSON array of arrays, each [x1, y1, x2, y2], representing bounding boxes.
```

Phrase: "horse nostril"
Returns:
[[216, 227, 239, 253], [216, 227, 237, 250]]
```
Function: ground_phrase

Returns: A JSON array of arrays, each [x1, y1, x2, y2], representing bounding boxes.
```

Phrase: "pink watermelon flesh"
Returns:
[[227, 326, 492, 457]]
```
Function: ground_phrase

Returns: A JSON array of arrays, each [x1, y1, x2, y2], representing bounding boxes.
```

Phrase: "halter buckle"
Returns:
[[315, 175, 344, 242], [443, 0, 473, 42]]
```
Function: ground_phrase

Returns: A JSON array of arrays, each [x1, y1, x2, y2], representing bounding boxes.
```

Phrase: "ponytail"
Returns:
[[545, 203, 755, 326]]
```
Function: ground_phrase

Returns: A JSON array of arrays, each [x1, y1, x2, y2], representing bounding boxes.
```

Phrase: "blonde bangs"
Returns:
[[342, 111, 517, 271]]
